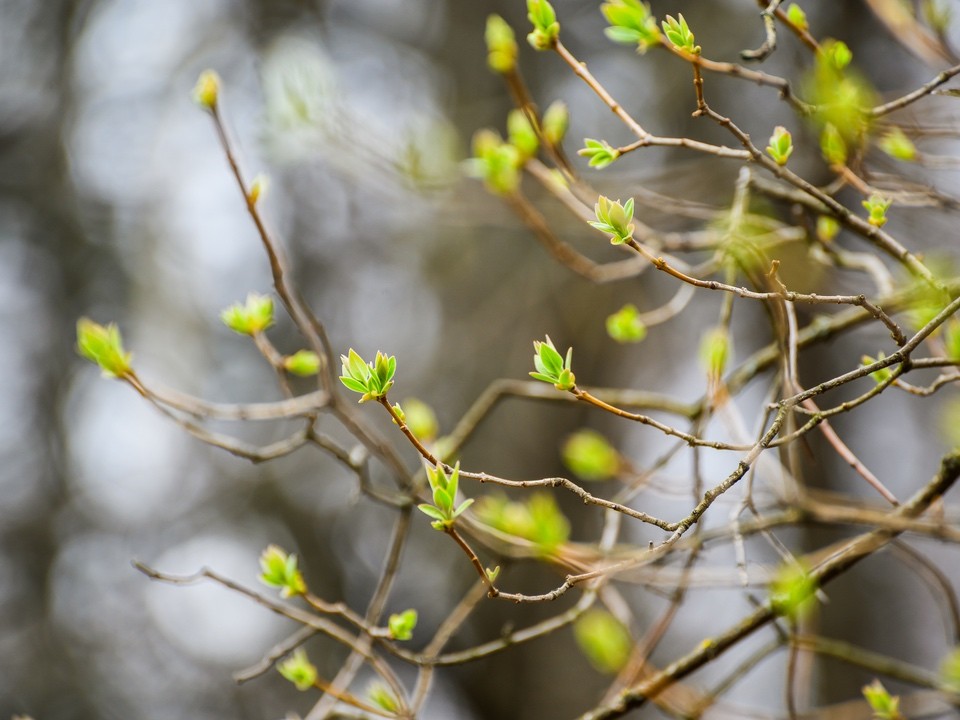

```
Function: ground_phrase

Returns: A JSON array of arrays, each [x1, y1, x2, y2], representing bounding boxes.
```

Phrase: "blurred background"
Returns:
[[3, 1, 960, 718]]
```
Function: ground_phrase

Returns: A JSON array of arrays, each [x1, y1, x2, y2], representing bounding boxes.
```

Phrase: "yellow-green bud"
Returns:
[[284, 350, 321, 377], [248, 174, 268, 205], [193, 69, 220, 110], [542, 100, 569, 146], [485, 15, 518, 74], [76, 318, 133, 379]]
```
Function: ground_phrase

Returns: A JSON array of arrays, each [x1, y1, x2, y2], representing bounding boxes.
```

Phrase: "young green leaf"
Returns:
[[578, 138, 620, 169], [589, 195, 635, 245], [277, 648, 318, 691], [825, 39, 853, 71], [419, 462, 470, 529], [485, 14, 518, 74], [258, 545, 307, 598], [221, 293, 274, 336], [765, 126, 794, 166], [542, 100, 569, 146], [284, 350, 321, 377], [466, 129, 522, 194], [862, 193, 892, 228], [605, 303, 647, 343], [76, 318, 134, 379], [507, 109, 539, 159], [785, 3, 808, 31], [562, 430, 620, 481], [388, 609, 418, 641], [339, 349, 397, 402], [530, 336, 576, 390], [769, 563, 818, 620], [526, 0, 560, 49], [661, 13, 700, 54], [878, 127, 917, 161], [574, 609, 632, 674], [862, 679, 903, 720], [820, 123, 848, 165], [816, 215, 840, 243], [600, 0, 660, 53]]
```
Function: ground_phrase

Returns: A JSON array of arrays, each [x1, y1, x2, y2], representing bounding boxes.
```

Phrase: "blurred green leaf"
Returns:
[[606, 303, 647, 344], [574, 609, 632, 673], [563, 430, 620, 481], [277, 648, 317, 691], [486, 14, 518, 73], [76, 318, 133, 379]]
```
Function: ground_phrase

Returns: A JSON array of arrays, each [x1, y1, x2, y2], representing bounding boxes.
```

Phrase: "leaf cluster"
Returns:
[[601, 0, 660, 53], [339, 349, 396, 403], [418, 463, 473, 530], [589, 196, 635, 245], [529, 335, 576, 390]]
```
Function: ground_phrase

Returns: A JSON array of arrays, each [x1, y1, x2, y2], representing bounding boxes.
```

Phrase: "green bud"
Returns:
[[528, 493, 571, 551], [562, 430, 620, 481], [466, 129, 522, 195], [367, 682, 401, 714], [816, 215, 840, 243], [606, 303, 647, 343], [530, 335, 576, 390], [862, 193, 892, 228], [485, 14, 518, 74], [542, 100, 569, 146], [862, 679, 902, 720], [825, 39, 852, 71], [338, 349, 396, 402], [258, 545, 307, 597], [574, 610, 631, 674], [786, 3, 808, 31], [284, 350, 321, 377], [878, 127, 917, 162], [661, 13, 700, 54], [804, 40, 876, 148], [766, 126, 794, 166], [578, 138, 620, 169], [387, 609, 418, 641], [769, 563, 818, 620], [76, 318, 134, 379], [820, 123, 848, 165], [277, 648, 317, 691], [221, 293, 274, 336], [588, 195, 635, 245], [400, 397, 439, 441], [601, 0, 661, 53], [193, 69, 220, 110], [472, 128, 502, 159], [526, 0, 560, 50], [418, 462, 472, 529], [507, 109, 539, 159]]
